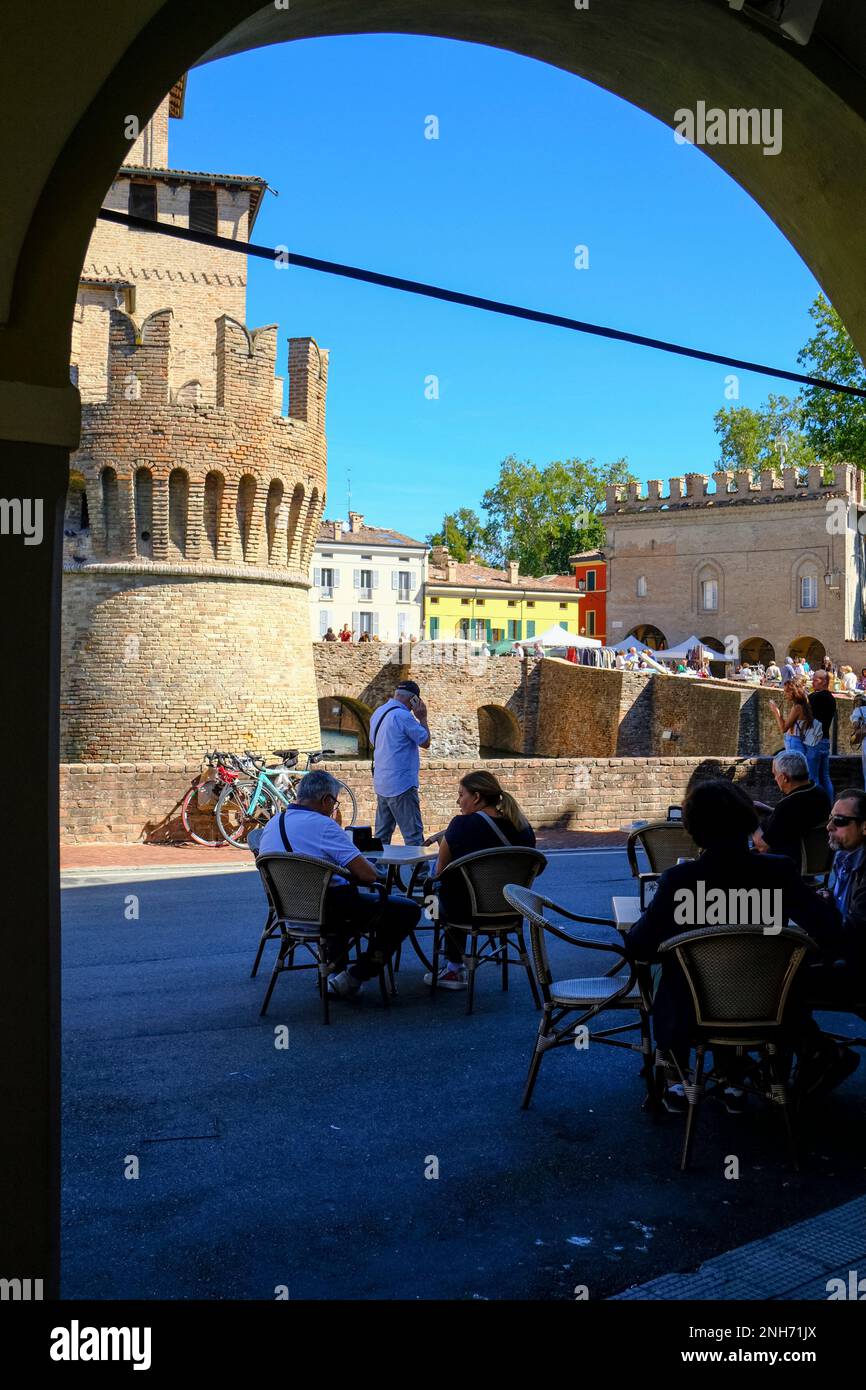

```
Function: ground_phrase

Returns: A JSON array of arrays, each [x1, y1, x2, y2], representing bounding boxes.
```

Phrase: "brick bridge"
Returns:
[[313, 642, 858, 761], [313, 641, 538, 757]]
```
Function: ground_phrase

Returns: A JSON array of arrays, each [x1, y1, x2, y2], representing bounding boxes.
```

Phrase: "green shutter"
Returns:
[[560, 621, 568, 632], [516, 621, 522, 639], [526, 620, 535, 638], [485, 619, 492, 643], [429, 616, 439, 639]]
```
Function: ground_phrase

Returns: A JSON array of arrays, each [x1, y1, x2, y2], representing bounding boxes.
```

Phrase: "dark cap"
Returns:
[[396, 680, 421, 697]]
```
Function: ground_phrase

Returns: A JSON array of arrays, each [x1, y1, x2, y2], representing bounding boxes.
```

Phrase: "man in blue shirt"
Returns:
[[369, 680, 430, 846], [258, 770, 420, 997]]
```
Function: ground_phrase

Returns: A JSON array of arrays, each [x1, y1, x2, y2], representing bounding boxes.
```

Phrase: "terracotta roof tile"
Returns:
[[427, 561, 577, 593], [316, 522, 426, 548]]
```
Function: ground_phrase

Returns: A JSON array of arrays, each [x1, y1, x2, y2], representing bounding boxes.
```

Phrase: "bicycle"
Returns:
[[180, 750, 257, 847], [215, 748, 359, 846]]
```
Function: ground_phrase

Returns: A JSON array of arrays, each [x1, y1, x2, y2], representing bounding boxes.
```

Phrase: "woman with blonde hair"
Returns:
[[769, 679, 812, 758], [422, 769, 536, 989]]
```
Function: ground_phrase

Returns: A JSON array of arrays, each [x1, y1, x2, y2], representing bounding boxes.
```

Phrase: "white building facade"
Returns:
[[309, 511, 428, 641]]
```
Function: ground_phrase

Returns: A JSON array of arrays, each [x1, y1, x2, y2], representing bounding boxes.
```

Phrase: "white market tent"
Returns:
[[535, 624, 602, 649], [654, 635, 736, 663], [610, 636, 654, 654]]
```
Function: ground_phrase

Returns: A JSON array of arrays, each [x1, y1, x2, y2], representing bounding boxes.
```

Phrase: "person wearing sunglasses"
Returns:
[[797, 789, 866, 1098]]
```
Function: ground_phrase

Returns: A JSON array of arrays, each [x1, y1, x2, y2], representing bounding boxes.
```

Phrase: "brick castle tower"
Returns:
[[62, 76, 327, 759]]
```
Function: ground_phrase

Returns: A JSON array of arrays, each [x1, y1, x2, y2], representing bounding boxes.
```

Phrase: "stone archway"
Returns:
[[478, 703, 523, 756], [741, 636, 775, 668], [628, 624, 667, 652], [6, 0, 866, 1296], [790, 635, 827, 670], [317, 694, 372, 759]]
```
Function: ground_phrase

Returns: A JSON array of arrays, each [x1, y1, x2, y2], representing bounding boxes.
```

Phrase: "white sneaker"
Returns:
[[423, 964, 469, 990], [327, 970, 362, 998]]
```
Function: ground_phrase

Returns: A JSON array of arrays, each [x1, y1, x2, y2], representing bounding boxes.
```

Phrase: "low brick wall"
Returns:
[[59, 755, 865, 843]]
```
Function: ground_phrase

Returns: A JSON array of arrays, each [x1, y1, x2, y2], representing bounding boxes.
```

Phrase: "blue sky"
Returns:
[[171, 34, 823, 543]]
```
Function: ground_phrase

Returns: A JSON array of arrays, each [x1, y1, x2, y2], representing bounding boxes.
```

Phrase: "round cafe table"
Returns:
[[365, 844, 439, 974]]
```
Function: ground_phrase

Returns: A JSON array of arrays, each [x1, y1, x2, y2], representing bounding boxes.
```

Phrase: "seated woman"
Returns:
[[423, 770, 536, 990]]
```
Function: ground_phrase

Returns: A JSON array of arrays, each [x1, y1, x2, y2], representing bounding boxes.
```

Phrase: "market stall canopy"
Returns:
[[654, 635, 735, 663], [535, 625, 602, 648], [610, 636, 654, 654]]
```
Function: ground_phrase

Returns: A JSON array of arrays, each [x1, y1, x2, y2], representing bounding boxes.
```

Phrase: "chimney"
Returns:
[[507, 560, 519, 585], [446, 559, 458, 583], [327, 518, 342, 541], [348, 511, 365, 534]]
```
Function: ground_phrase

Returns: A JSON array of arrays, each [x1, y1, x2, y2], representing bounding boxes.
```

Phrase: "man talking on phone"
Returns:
[[369, 680, 430, 845]]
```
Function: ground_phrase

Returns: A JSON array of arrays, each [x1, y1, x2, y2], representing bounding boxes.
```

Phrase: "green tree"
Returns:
[[797, 293, 866, 467], [713, 395, 817, 475], [713, 293, 866, 474], [481, 455, 633, 574], [426, 507, 489, 563]]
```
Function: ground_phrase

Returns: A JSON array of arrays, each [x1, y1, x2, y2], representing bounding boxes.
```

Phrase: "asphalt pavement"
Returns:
[[61, 849, 866, 1300]]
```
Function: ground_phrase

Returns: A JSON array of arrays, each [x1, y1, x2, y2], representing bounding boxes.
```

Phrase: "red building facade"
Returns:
[[569, 549, 607, 644]]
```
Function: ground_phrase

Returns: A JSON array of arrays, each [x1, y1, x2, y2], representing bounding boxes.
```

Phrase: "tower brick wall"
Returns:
[[62, 309, 329, 760]]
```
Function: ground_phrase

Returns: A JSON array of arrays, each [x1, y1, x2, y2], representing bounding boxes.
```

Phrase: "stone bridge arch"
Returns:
[[317, 694, 373, 758]]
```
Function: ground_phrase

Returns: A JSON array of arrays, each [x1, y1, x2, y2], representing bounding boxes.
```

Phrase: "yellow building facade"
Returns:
[[424, 551, 581, 647]]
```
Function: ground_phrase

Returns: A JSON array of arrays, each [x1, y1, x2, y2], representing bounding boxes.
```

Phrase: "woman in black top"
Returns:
[[423, 770, 536, 989]]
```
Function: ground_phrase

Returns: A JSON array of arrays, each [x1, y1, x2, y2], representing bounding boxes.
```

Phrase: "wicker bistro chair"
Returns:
[[656, 924, 816, 1172], [429, 847, 547, 1014], [255, 853, 392, 1023], [502, 885, 655, 1110], [626, 822, 700, 878], [247, 825, 279, 979]]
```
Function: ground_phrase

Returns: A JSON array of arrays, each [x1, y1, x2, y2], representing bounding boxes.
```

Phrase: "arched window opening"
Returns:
[[134, 466, 153, 558], [203, 471, 224, 559], [168, 469, 188, 557]]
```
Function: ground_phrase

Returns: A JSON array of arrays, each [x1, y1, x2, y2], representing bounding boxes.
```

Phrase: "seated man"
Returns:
[[625, 778, 852, 1115], [258, 769, 420, 998], [806, 787, 866, 1015], [752, 751, 831, 864]]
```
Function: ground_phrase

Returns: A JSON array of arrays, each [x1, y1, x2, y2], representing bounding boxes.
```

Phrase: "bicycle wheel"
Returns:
[[216, 782, 276, 847], [181, 785, 222, 847], [335, 779, 358, 827]]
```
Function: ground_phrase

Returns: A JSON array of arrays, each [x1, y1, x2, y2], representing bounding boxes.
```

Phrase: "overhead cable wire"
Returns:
[[97, 208, 866, 400]]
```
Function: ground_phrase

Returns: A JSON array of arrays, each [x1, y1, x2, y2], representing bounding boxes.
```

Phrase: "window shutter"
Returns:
[[372, 571, 379, 589], [313, 567, 321, 586], [319, 610, 329, 636], [526, 620, 535, 638], [352, 611, 360, 632], [430, 616, 439, 639], [485, 619, 492, 643], [372, 612, 380, 635], [353, 569, 360, 589], [332, 568, 340, 588]]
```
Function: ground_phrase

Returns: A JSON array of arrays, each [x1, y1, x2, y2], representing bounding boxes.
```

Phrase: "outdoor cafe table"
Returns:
[[365, 844, 439, 973]]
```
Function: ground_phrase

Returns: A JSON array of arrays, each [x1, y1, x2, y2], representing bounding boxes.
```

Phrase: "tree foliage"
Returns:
[[714, 293, 866, 473], [797, 293, 866, 467], [481, 455, 634, 574], [427, 508, 488, 563]]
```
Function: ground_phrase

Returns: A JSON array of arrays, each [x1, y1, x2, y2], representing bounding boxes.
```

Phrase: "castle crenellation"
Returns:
[[61, 80, 329, 762], [606, 462, 864, 512]]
